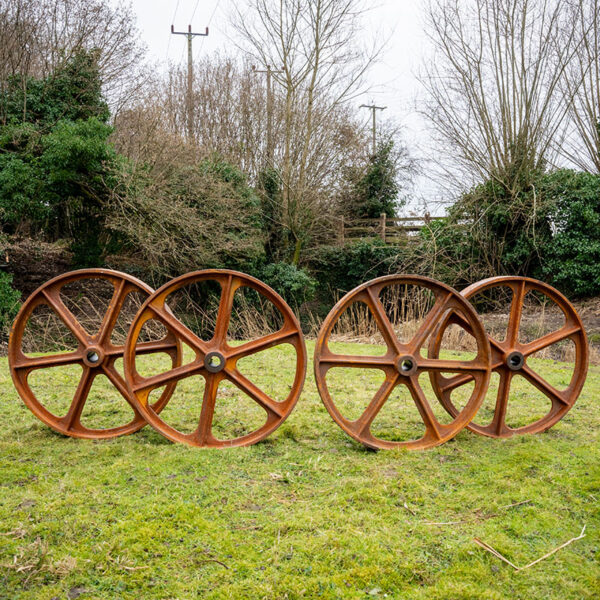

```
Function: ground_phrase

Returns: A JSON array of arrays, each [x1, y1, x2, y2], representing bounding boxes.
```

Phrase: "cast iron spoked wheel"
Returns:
[[428, 276, 588, 438], [123, 270, 307, 448], [313, 275, 492, 450], [8, 269, 181, 439]]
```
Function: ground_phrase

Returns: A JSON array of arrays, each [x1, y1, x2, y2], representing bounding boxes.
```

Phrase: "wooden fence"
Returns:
[[338, 213, 445, 245]]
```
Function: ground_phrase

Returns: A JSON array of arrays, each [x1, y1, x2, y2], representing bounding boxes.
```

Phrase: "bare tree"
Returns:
[[0, 0, 146, 113], [232, 0, 381, 263], [561, 0, 600, 173], [420, 0, 580, 198]]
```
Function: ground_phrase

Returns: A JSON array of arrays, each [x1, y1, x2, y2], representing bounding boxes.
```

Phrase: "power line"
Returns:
[[190, 0, 201, 22], [196, 0, 222, 59], [171, 0, 181, 23], [165, 0, 182, 60]]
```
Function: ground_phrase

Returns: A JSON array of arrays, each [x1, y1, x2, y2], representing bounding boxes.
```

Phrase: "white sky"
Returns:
[[129, 0, 441, 212]]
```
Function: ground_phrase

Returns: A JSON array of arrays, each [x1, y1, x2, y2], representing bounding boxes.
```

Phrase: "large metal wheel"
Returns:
[[428, 276, 588, 437], [123, 270, 307, 448], [314, 275, 492, 450], [9, 269, 181, 439]]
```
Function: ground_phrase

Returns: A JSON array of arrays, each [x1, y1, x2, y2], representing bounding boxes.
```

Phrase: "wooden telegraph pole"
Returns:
[[171, 24, 209, 140], [252, 64, 284, 166], [360, 103, 387, 155]]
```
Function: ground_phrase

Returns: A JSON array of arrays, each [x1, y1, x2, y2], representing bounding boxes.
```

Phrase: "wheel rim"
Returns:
[[428, 276, 588, 438], [123, 270, 307, 448], [314, 275, 492, 450], [8, 269, 181, 439]]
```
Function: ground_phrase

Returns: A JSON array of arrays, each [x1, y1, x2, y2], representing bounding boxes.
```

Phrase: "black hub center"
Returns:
[[204, 351, 226, 373], [506, 351, 525, 371], [87, 351, 100, 363], [83, 347, 104, 368], [396, 354, 418, 377]]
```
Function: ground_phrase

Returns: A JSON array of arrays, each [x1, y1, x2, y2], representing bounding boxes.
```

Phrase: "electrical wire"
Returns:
[[190, 0, 201, 22], [196, 0, 222, 59], [165, 0, 182, 61]]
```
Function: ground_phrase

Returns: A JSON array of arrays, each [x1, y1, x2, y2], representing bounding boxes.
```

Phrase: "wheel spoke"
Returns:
[[42, 288, 89, 347], [507, 280, 526, 346], [193, 373, 220, 444], [406, 376, 441, 439], [363, 287, 401, 353], [490, 370, 513, 436], [147, 303, 208, 356], [319, 352, 395, 370], [132, 361, 201, 394], [61, 367, 95, 430], [409, 292, 453, 352], [213, 275, 238, 343], [227, 329, 299, 361], [97, 279, 128, 344], [520, 366, 570, 407], [439, 372, 475, 393], [107, 338, 179, 357], [419, 358, 488, 373], [225, 369, 284, 418], [12, 351, 82, 371], [100, 361, 142, 416], [353, 373, 399, 434], [522, 325, 581, 357]]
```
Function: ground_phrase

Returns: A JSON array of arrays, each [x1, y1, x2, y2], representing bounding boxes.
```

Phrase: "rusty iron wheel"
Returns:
[[8, 269, 181, 439], [123, 270, 307, 448], [314, 275, 492, 450], [428, 276, 588, 438]]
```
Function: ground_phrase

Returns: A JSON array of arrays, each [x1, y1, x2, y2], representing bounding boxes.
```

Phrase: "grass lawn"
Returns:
[[0, 341, 598, 599]]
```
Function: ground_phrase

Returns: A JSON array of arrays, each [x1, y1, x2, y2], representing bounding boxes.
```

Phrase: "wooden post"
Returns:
[[379, 213, 387, 242], [338, 216, 345, 245]]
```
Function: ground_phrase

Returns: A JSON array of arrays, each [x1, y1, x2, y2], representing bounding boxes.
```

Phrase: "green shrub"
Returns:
[[308, 239, 413, 310], [0, 50, 115, 243], [541, 170, 600, 297], [0, 271, 21, 336], [260, 262, 316, 308]]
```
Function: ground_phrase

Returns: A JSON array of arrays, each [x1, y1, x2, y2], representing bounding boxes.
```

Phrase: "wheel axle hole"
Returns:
[[209, 355, 222, 368], [401, 359, 414, 372], [86, 351, 100, 364], [507, 352, 524, 370]]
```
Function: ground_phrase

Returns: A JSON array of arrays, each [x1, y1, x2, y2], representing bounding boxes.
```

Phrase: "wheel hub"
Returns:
[[395, 354, 418, 377], [505, 350, 525, 371], [204, 351, 226, 373], [83, 346, 105, 368]]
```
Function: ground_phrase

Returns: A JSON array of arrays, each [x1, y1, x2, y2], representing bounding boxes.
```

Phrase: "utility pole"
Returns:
[[252, 64, 284, 166], [360, 103, 387, 155], [171, 24, 209, 140]]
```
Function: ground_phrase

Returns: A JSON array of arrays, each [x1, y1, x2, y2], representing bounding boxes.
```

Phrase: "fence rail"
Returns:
[[338, 213, 444, 245]]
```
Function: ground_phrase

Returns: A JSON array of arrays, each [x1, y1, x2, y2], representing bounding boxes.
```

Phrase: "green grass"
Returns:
[[0, 341, 599, 599]]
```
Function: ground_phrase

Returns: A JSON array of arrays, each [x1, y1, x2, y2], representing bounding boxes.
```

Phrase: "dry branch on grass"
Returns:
[[473, 525, 587, 571]]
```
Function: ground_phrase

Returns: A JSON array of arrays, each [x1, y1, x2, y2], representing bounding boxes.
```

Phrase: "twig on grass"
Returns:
[[403, 502, 416, 516], [473, 525, 587, 571], [498, 500, 532, 510], [198, 559, 229, 569]]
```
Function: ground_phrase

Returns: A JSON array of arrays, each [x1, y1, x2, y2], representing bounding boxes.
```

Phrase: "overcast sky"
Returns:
[[128, 0, 440, 212]]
